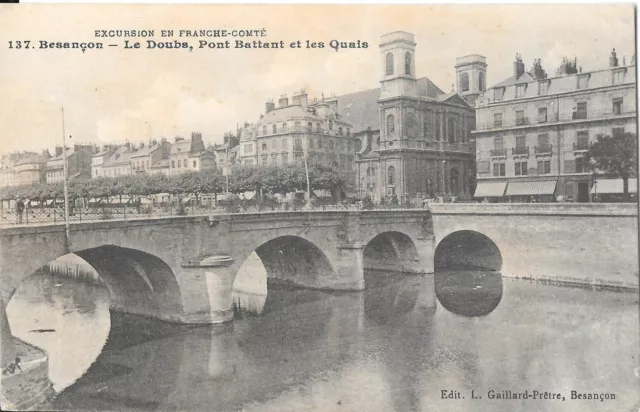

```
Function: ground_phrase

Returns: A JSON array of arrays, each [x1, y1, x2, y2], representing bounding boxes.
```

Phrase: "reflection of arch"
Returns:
[[386, 53, 394, 76], [253, 236, 337, 289], [435, 231, 502, 271], [363, 231, 422, 278], [460, 72, 469, 92]]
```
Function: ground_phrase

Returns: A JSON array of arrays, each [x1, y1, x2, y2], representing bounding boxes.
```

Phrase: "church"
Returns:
[[334, 31, 482, 203]]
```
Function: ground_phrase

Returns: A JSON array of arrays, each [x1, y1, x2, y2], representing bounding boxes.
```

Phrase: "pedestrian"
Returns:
[[16, 198, 24, 224]]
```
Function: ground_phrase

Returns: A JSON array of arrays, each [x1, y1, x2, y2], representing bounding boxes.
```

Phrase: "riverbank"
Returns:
[[0, 338, 54, 411]]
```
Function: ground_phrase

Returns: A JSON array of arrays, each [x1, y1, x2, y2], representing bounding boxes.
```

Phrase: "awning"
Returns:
[[473, 182, 507, 198], [506, 180, 557, 196], [591, 178, 638, 194], [341, 189, 359, 198]]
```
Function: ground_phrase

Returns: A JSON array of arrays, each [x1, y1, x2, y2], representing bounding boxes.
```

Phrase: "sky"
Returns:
[[0, 4, 635, 153]]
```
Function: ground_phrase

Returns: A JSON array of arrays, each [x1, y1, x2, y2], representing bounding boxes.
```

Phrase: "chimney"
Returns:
[[190, 131, 204, 153], [292, 89, 308, 110], [55, 146, 63, 157], [278, 94, 289, 108], [265, 99, 275, 113], [244, 122, 250, 128], [610, 48, 619, 67], [513, 53, 525, 78], [140, 142, 145, 149]]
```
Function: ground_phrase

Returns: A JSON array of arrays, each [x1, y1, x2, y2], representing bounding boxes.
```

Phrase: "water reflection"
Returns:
[[6, 271, 111, 392], [435, 269, 504, 317], [8, 268, 639, 412]]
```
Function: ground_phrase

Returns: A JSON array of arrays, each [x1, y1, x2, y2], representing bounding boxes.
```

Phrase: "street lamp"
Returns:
[[591, 172, 598, 203]]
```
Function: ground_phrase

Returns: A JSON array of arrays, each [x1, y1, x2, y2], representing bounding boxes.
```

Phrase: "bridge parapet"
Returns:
[[429, 202, 638, 216]]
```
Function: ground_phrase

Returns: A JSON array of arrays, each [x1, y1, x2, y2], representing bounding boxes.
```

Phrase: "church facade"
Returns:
[[337, 31, 481, 203]]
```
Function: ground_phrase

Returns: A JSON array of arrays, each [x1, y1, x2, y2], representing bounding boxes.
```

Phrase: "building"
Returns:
[[473, 50, 637, 202], [131, 139, 172, 174], [46, 144, 94, 184], [101, 145, 133, 178], [169, 132, 216, 175], [344, 31, 477, 202], [13, 152, 49, 186], [91, 145, 117, 178], [237, 89, 360, 189], [0, 152, 38, 187]]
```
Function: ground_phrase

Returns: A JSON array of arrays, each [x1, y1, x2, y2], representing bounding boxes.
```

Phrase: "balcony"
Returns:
[[534, 144, 553, 155], [475, 108, 636, 132], [511, 146, 530, 156], [490, 148, 507, 158], [573, 142, 591, 153]]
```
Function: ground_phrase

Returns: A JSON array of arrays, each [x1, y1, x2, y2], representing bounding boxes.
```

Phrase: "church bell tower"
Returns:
[[379, 31, 418, 100]]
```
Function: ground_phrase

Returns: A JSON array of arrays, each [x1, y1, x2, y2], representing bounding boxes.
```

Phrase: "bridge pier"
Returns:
[[333, 243, 366, 291], [176, 255, 237, 324], [0, 295, 16, 369]]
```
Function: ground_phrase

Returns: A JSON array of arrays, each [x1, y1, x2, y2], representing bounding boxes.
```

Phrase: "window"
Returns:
[[574, 102, 587, 119], [243, 143, 253, 154], [183, 159, 187, 168], [261, 154, 268, 165], [515, 84, 526, 98], [316, 123, 321, 133], [338, 127, 343, 136], [272, 124, 277, 134], [447, 117, 455, 143], [282, 153, 288, 165], [576, 130, 589, 150], [272, 140, 278, 150], [575, 156, 586, 173], [329, 120, 333, 131], [479, 72, 485, 91], [460, 72, 469, 92], [329, 140, 334, 150], [537, 160, 551, 175], [494, 88, 504, 101], [612, 98, 623, 115], [613, 127, 625, 137], [577, 75, 589, 89], [262, 142, 267, 151], [347, 128, 351, 137], [386, 114, 395, 135], [515, 161, 528, 176], [494, 137, 504, 150], [493, 113, 503, 127], [538, 107, 547, 123], [282, 122, 287, 132], [193, 160, 197, 168], [294, 138, 302, 150], [515, 110, 526, 125], [307, 122, 312, 132], [385, 53, 394, 76], [262, 126, 266, 135], [387, 166, 396, 185], [177, 160, 181, 168], [282, 138, 287, 149], [538, 80, 549, 95], [316, 138, 322, 149], [435, 115, 441, 140], [516, 135, 526, 149], [404, 52, 412, 75], [538, 133, 550, 147], [493, 163, 506, 177]]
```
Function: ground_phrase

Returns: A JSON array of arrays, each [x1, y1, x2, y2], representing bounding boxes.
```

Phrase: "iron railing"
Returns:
[[511, 146, 530, 156]]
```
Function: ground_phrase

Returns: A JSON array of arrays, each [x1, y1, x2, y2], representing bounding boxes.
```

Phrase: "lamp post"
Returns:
[[591, 172, 598, 203], [61, 107, 70, 242]]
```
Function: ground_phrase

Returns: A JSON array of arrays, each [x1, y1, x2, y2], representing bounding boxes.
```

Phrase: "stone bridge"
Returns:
[[1, 204, 638, 378]]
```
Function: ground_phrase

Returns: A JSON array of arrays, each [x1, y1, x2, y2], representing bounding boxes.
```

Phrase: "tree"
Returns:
[[584, 132, 637, 201]]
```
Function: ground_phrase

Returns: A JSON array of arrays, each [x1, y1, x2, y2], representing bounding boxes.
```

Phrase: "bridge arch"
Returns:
[[434, 230, 502, 272], [363, 231, 422, 276]]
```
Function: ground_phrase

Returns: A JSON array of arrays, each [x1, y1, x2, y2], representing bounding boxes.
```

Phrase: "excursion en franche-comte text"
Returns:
[[6, 28, 370, 53]]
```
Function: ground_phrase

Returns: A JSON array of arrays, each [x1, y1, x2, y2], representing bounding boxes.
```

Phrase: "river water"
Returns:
[[5, 263, 639, 412]]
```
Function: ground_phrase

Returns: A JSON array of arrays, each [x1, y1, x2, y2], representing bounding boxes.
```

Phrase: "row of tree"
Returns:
[[0, 163, 347, 202]]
